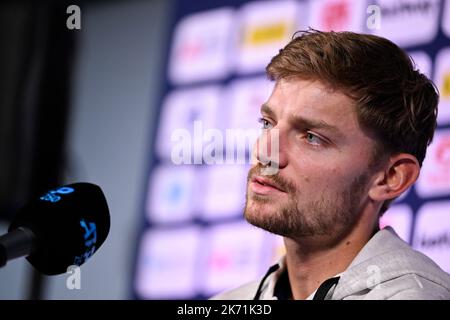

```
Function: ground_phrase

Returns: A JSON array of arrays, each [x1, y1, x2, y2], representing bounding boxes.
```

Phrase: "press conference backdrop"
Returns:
[[132, 0, 450, 299]]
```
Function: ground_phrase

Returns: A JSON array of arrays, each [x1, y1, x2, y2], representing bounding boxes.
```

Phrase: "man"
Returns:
[[212, 30, 450, 300]]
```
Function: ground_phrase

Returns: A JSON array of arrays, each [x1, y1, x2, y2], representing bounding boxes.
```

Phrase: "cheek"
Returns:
[[290, 152, 362, 191], [299, 166, 347, 193], [295, 167, 331, 190]]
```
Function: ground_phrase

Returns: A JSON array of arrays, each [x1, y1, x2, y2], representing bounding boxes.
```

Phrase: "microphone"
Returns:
[[0, 182, 110, 275]]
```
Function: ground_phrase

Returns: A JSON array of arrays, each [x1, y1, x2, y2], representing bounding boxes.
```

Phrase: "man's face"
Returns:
[[244, 78, 378, 241]]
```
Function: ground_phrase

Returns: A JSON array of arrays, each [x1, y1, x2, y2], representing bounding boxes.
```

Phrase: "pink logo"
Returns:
[[320, 0, 350, 31], [436, 137, 450, 168]]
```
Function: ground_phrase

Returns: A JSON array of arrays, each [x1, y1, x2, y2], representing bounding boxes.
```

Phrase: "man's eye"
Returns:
[[306, 132, 322, 145], [258, 118, 273, 130]]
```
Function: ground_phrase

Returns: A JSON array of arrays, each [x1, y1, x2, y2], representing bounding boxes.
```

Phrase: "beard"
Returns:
[[244, 164, 370, 241]]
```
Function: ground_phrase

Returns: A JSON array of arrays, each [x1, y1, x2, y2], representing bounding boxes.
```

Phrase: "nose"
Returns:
[[254, 127, 287, 174]]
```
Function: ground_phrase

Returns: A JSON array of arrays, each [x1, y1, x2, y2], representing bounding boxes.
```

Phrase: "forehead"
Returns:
[[265, 79, 361, 133]]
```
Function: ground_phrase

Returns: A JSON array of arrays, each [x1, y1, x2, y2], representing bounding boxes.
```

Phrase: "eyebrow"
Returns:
[[261, 103, 344, 139]]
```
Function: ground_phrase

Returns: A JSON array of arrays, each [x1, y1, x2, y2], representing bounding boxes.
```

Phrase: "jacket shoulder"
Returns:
[[333, 228, 450, 300], [356, 274, 450, 300], [387, 275, 450, 300]]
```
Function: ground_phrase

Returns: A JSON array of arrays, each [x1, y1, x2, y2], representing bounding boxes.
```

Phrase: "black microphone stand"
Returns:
[[28, 268, 45, 300]]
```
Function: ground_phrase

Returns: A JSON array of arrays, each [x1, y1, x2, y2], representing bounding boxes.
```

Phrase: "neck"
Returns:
[[283, 209, 379, 300]]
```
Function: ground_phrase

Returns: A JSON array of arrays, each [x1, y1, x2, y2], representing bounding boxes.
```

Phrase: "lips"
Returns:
[[250, 176, 286, 194]]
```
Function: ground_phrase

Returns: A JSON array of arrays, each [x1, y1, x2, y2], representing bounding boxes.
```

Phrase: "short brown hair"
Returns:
[[266, 30, 439, 214]]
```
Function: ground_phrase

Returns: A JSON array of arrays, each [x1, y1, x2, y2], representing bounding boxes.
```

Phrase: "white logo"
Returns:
[[66, 265, 81, 290], [170, 121, 260, 166], [147, 165, 196, 224], [200, 165, 248, 220], [367, 5, 381, 30], [413, 201, 450, 273], [366, 265, 382, 289], [156, 86, 220, 161], [135, 228, 201, 299], [66, 5, 81, 30], [370, 0, 440, 47], [170, 121, 280, 175], [168, 8, 234, 84]]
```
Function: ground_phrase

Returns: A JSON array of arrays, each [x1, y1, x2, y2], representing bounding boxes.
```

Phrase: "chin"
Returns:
[[244, 198, 277, 223]]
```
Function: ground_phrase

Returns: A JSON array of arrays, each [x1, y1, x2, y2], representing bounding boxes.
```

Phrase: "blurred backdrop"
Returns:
[[0, 0, 449, 299]]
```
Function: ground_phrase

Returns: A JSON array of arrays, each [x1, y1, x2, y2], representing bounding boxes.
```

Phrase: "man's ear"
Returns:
[[368, 153, 420, 203]]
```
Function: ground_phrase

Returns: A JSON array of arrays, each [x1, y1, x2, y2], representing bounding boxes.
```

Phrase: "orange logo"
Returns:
[[243, 22, 290, 46], [441, 72, 450, 98]]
